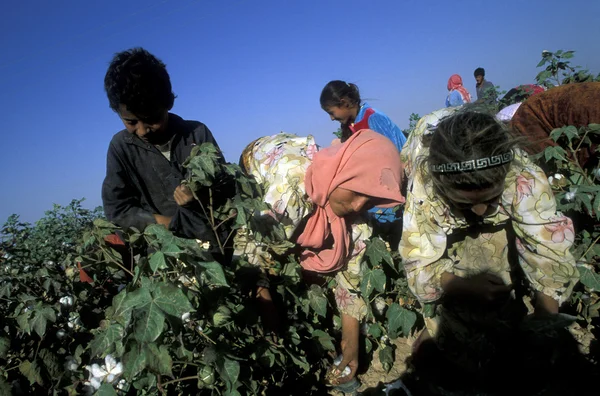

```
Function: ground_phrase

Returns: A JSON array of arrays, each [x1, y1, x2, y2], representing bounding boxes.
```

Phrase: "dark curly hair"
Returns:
[[104, 48, 176, 115]]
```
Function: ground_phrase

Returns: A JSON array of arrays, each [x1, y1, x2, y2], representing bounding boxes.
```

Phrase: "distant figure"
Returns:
[[474, 67, 497, 103], [101, 48, 233, 248], [499, 84, 545, 109], [319, 80, 406, 151], [320, 80, 407, 224], [445, 74, 472, 107]]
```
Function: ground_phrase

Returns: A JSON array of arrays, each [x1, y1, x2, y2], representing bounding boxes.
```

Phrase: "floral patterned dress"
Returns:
[[399, 143, 580, 372], [234, 133, 372, 320]]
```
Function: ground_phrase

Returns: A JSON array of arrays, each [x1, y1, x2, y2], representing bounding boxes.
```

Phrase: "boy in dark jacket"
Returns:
[[102, 48, 231, 247]]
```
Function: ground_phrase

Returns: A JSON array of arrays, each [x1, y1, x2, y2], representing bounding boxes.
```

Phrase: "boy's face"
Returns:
[[118, 104, 169, 144], [475, 75, 484, 85]]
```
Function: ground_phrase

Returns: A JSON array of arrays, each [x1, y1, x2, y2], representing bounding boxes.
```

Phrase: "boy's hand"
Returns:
[[174, 184, 194, 206], [153, 214, 172, 226]]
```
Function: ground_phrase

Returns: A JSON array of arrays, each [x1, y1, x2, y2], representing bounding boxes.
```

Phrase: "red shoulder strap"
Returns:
[[349, 108, 375, 134]]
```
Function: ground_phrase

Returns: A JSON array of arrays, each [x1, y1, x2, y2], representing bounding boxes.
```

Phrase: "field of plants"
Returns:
[[0, 51, 598, 396]]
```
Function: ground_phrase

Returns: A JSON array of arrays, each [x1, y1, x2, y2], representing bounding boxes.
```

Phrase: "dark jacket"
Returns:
[[102, 113, 231, 244]]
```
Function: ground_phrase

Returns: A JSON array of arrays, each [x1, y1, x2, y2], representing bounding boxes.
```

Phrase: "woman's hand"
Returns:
[[534, 291, 559, 315], [331, 314, 359, 385]]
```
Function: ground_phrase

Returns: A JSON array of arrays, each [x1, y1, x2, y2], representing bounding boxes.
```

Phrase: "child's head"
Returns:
[[104, 48, 176, 142], [425, 111, 516, 217], [320, 80, 361, 125]]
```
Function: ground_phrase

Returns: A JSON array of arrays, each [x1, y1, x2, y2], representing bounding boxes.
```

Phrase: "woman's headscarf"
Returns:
[[447, 74, 472, 103], [297, 129, 405, 273]]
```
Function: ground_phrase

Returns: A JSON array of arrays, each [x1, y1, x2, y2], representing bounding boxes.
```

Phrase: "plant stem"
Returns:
[[581, 234, 600, 263], [161, 375, 199, 387], [99, 246, 135, 277]]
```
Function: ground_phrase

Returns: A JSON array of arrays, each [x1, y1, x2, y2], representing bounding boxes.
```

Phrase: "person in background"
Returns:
[[320, 80, 407, 225], [101, 48, 233, 250], [320, 80, 407, 151], [234, 130, 405, 387], [445, 74, 472, 107], [474, 67, 497, 103]]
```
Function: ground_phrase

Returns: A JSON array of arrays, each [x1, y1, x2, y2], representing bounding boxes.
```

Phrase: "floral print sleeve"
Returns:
[[399, 170, 455, 303], [503, 151, 579, 305], [234, 133, 373, 319]]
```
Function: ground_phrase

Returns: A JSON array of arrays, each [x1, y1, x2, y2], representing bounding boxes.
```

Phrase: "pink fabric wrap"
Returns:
[[447, 74, 472, 103], [297, 129, 405, 273]]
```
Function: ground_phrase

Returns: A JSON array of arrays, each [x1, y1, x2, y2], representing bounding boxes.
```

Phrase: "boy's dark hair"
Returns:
[[474, 67, 485, 78], [104, 48, 176, 115], [320, 80, 361, 109], [422, 112, 517, 198]]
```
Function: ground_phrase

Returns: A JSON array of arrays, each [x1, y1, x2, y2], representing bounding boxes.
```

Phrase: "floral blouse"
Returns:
[[399, 149, 579, 305], [234, 133, 371, 320]]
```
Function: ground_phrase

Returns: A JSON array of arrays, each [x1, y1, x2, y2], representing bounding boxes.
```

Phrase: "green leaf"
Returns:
[[90, 323, 124, 358], [39, 349, 60, 377], [0, 378, 11, 396], [368, 323, 382, 338], [216, 356, 240, 391], [149, 251, 168, 272], [94, 218, 117, 229], [153, 283, 193, 317], [133, 301, 166, 343], [146, 344, 173, 377], [19, 360, 43, 386], [30, 304, 56, 337], [360, 268, 386, 298], [197, 261, 229, 287], [16, 311, 31, 334], [578, 265, 600, 292], [97, 383, 118, 396], [365, 238, 394, 270], [283, 347, 310, 372], [124, 344, 148, 379], [307, 285, 328, 317], [0, 337, 9, 359], [116, 288, 152, 316], [312, 329, 335, 351], [378, 345, 394, 373], [365, 338, 373, 354], [386, 303, 417, 338]]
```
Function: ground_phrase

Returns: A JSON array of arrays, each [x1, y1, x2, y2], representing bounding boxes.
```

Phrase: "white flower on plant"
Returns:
[[373, 297, 387, 315], [116, 379, 127, 391], [380, 335, 389, 344], [68, 312, 82, 329], [565, 188, 577, 202], [59, 296, 74, 307], [56, 329, 67, 339], [64, 356, 78, 371], [181, 312, 191, 322], [85, 355, 123, 390]]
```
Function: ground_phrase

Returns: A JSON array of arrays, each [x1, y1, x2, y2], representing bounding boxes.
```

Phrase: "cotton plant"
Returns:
[[84, 355, 123, 391]]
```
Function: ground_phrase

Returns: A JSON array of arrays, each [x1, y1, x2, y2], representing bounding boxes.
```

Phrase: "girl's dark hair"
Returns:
[[422, 111, 518, 198], [319, 80, 361, 109], [104, 47, 176, 115]]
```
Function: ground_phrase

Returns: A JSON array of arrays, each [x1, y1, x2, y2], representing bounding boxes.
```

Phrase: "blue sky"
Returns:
[[1, 0, 599, 223]]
